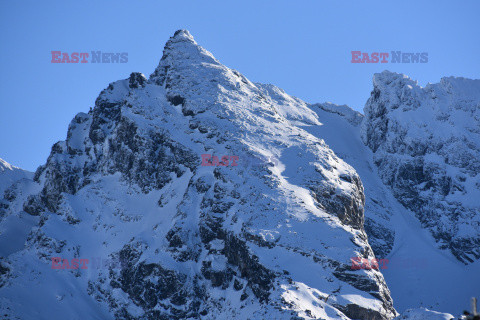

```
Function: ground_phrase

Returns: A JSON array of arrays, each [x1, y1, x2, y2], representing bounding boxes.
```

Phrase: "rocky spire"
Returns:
[[149, 29, 220, 86]]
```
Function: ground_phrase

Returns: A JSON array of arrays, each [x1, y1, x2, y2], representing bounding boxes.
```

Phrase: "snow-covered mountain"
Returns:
[[362, 71, 480, 265], [0, 30, 478, 319], [307, 100, 480, 315], [0, 30, 395, 320], [0, 158, 32, 198], [0, 159, 37, 255]]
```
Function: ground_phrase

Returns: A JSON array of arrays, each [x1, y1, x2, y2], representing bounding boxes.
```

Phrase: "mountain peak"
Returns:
[[372, 70, 418, 88], [0, 158, 19, 173], [149, 29, 219, 86], [172, 29, 195, 42]]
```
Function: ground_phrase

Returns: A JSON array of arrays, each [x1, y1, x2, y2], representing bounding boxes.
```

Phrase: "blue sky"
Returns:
[[1, 0, 479, 171]]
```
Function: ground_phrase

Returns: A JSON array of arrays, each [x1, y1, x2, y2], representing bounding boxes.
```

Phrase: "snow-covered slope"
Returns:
[[0, 30, 396, 320], [394, 308, 454, 320], [0, 158, 32, 198], [0, 159, 38, 258], [305, 103, 395, 259]]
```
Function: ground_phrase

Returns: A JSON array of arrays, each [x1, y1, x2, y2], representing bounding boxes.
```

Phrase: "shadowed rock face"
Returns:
[[0, 30, 396, 320], [362, 71, 480, 264]]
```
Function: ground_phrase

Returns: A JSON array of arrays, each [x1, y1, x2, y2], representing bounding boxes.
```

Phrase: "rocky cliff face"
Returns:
[[361, 71, 480, 264], [306, 103, 397, 261], [0, 30, 396, 320]]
